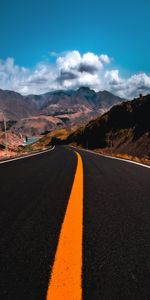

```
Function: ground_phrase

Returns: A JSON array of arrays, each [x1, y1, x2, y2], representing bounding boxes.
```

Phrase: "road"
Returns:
[[0, 146, 150, 299]]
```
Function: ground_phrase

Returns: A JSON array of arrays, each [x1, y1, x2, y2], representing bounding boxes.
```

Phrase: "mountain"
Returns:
[[0, 87, 124, 136], [0, 89, 37, 120], [35, 87, 123, 117], [64, 94, 150, 160]]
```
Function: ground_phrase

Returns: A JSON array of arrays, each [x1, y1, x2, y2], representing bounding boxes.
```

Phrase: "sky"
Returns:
[[0, 0, 150, 98]]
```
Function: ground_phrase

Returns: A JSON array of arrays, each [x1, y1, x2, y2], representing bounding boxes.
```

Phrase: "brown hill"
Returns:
[[65, 94, 150, 160]]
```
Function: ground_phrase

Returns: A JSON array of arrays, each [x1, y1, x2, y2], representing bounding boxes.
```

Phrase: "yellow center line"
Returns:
[[46, 151, 83, 300]]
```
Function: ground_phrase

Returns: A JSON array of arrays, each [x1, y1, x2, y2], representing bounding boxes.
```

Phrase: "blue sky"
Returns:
[[0, 0, 150, 97]]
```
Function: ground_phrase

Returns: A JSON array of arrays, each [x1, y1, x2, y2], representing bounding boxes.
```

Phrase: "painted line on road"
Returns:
[[71, 146, 150, 169], [0, 146, 55, 165], [46, 151, 83, 300]]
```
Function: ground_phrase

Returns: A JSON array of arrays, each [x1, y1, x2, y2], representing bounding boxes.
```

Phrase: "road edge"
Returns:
[[0, 146, 55, 165], [70, 146, 150, 169]]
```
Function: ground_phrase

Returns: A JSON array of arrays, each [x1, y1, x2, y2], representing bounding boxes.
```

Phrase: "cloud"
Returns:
[[0, 57, 29, 92], [57, 70, 78, 84], [104, 70, 150, 98], [57, 51, 103, 74], [99, 54, 111, 64], [57, 51, 81, 72], [49, 51, 58, 57], [79, 52, 103, 73], [0, 51, 150, 98], [104, 70, 122, 85], [55, 51, 105, 89]]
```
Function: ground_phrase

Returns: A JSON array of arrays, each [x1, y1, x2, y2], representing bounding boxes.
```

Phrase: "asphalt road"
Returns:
[[0, 146, 150, 299]]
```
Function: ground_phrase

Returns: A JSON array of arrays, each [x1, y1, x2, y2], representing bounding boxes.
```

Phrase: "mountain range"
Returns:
[[0, 87, 123, 136]]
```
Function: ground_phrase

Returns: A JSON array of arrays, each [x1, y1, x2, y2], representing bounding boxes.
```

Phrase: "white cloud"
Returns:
[[0, 57, 29, 92], [0, 52, 150, 98], [57, 51, 81, 72], [57, 51, 103, 75], [104, 70, 150, 98], [81, 52, 103, 70], [105, 69, 122, 84], [99, 54, 111, 64], [56, 51, 107, 90]]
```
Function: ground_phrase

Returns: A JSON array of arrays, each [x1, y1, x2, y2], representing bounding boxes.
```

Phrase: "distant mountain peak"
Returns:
[[77, 86, 93, 92]]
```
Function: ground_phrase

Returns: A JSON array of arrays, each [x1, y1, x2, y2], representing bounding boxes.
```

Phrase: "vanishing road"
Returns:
[[0, 146, 150, 300]]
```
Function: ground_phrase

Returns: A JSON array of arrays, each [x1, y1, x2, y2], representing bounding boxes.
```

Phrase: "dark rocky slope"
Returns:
[[65, 94, 150, 160]]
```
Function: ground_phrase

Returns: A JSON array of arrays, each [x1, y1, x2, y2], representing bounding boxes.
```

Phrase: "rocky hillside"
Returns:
[[0, 130, 23, 150], [65, 94, 150, 160], [11, 115, 64, 136]]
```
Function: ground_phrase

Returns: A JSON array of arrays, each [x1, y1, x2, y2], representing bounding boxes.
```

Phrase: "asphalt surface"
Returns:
[[0, 146, 150, 299]]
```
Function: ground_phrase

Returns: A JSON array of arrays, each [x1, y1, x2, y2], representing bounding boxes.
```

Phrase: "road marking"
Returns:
[[46, 151, 83, 300], [0, 146, 55, 165], [71, 146, 150, 169]]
